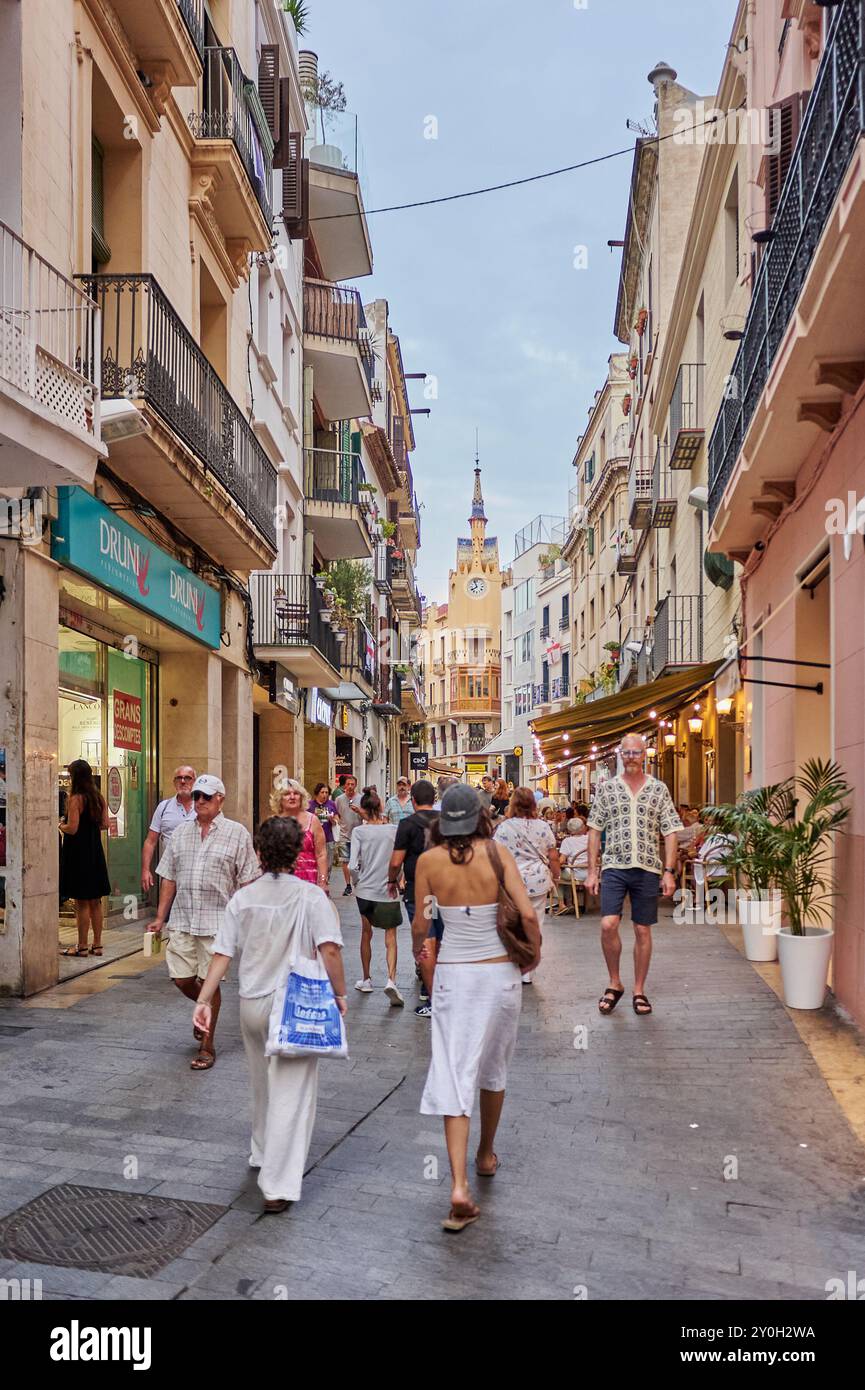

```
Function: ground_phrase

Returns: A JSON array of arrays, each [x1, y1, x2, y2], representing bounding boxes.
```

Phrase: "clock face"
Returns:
[[466, 576, 488, 599]]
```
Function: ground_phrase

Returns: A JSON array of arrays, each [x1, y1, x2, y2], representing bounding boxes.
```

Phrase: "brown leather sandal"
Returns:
[[442, 1201, 480, 1232]]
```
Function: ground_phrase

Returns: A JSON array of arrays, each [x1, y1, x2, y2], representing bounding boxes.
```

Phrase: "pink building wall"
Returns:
[[741, 388, 865, 1029]]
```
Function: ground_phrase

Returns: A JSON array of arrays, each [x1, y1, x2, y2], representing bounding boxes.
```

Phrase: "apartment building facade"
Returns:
[[707, 0, 865, 1028]]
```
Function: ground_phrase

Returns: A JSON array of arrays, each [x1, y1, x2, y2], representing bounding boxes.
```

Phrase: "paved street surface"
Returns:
[[2, 886, 865, 1302]]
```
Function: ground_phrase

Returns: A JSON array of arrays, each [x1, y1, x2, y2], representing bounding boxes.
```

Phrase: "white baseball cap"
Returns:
[[192, 774, 226, 797]]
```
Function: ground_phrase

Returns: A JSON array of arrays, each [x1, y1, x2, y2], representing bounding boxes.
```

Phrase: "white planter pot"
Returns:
[[737, 893, 780, 961], [309, 142, 344, 171], [777, 927, 834, 1010]]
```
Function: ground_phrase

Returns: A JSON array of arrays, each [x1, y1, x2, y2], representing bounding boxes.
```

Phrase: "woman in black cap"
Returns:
[[412, 784, 540, 1233]]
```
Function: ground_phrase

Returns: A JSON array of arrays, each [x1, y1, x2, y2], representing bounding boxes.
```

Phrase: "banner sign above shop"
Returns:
[[306, 688, 333, 728], [52, 488, 221, 649]]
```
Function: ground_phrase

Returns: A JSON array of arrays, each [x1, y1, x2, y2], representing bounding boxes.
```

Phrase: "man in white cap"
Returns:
[[151, 774, 259, 1070]]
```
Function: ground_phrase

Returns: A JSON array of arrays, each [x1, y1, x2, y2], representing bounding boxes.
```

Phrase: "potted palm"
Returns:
[[767, 759, 851, 1009], [703, 781, 796, 961]]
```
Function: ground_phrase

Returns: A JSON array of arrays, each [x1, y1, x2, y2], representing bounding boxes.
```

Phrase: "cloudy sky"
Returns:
[[303, 0, 734, 600]]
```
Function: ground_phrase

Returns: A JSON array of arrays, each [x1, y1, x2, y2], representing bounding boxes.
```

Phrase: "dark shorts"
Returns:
[[357, 898, 402, 930], [600, 868, 660, 926]]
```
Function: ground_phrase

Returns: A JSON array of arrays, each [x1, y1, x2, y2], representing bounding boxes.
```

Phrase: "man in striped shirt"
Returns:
[[152, 774, 259, 1070]]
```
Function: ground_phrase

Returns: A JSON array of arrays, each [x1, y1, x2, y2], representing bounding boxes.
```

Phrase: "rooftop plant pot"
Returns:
[[777, 926, 833, 1010], [737, 892, 779, 962]]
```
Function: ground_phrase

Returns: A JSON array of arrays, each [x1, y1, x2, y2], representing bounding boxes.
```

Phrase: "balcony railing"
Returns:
[[304, 99, 365, 183], [628, 462, 653, 528], [342, 617, 376, 687], [303, 279, 375, 393], [81, 274, 276, 545], [651, 594, 703, 678], [374, 541, 391, 592], [533, 683, 551, 706], [250, 573, 340, 667], [467, 734, 488, 752], [669, 363, 704, 469], [304, 445, 364, 505], [1, 221, 101, 439], [177, 0, 204, 55], [190, 47, 273, 227], [652, 441, 676, 527], [708, 1, 865, 521]]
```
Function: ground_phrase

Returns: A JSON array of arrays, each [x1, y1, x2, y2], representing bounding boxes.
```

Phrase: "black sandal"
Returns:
[[598, 987, 624, 1015], [633, 993, 653, 1015]]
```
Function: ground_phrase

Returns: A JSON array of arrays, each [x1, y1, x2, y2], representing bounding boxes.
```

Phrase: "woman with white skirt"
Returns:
[[413, 785, 541, 1233], [493, 786, 561, 983], [193, 817, 346, 1213]]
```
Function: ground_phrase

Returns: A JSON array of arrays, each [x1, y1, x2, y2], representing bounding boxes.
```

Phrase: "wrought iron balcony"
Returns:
[[190, 46, 273, 229], [304, 279, 375, 397], [628, 461, 653, 528], [373, 541, 391, 593], [250, 573, 341, 676], [177, 0, 204, 55], [467, 734, 488, 752], [708, 1, 865, 521], [341, 617, 377, 688], [669, 362, 704, 469], [651, 441, 676, 528], [650, 594, 703, 679], [305, 444, 364, 505], [80, 273, 276, 546]]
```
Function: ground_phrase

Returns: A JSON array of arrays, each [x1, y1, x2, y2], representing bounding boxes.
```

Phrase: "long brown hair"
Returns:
[[429, 807, 493, 864], [68, 759, 105, 823]]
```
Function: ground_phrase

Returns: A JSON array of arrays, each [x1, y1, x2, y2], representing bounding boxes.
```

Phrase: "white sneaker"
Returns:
[[384, 979, 405, 1007], [354, 978, 374, 993], [521, 972, 533, 985]]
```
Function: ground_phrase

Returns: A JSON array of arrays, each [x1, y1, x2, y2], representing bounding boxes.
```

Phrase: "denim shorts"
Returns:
[[600, 868, 660, 925]]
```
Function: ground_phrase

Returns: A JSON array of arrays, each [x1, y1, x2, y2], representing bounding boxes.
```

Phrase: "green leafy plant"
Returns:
[[703, 779, 796, 895], [765, 759, 852, 935], [380, 520, 397, 541], [282, 0, 310, 35], [322, 558, 371, 620]]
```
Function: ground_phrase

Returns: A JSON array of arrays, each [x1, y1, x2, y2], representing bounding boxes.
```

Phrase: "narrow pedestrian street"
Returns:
[[2, 887, 864, 1302]]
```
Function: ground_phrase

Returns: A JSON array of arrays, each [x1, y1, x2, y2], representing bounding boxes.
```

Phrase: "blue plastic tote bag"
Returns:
[[266, 947, 348, 1059]]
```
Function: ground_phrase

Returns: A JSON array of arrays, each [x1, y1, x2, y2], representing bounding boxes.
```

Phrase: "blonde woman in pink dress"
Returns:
[[272, 781, 330, 892]]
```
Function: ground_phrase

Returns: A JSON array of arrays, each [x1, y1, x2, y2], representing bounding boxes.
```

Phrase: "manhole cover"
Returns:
[[0, 1184, 226, 1277]]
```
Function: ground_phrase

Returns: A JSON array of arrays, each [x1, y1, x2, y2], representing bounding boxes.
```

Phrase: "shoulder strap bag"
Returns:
[[485, 840, 539, 969]]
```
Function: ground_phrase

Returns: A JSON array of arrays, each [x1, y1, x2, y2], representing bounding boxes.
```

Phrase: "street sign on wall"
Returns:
[[409, 751, 429, 770]]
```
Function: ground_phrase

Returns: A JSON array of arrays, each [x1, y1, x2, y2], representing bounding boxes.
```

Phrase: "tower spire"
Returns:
[[470, 431, 486, 524]]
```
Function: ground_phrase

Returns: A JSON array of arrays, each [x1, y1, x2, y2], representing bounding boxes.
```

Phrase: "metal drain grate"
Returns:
[[0, 1184, 226, 1278]]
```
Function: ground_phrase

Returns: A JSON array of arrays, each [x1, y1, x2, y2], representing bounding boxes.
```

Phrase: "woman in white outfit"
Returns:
[[493, 786, 561, 983], [193, 817, 346, 1213], [413, 785, 541, 1233]]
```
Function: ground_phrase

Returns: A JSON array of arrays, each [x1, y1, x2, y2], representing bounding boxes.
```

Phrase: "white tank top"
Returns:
[[436, 903, 503, 963]]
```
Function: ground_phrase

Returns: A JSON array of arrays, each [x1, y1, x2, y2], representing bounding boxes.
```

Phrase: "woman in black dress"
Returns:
[[59, 759, 111, 956]]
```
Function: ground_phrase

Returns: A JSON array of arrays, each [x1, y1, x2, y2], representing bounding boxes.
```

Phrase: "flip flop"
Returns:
[[442, 1201, 480, 1233], [633, 993, 653, 1016], [61, 946, 89, 957], [476, 1154, 499, 1177], [190, 1049, 215, 1071], [598, 987, 625, 1015], [90, 946, 103, 956]]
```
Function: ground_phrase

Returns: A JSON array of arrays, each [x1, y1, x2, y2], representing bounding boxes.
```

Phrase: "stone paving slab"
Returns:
[[1, 890, 864, 1300]]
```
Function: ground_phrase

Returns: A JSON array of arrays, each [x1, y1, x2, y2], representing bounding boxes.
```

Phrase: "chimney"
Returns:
[[647, 60, 677, 93], [299, 50, 319, 96]]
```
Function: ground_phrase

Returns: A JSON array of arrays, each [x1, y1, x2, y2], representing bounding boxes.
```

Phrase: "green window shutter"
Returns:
[[91, 137, 111, 267], [587, 526, 595, 558]]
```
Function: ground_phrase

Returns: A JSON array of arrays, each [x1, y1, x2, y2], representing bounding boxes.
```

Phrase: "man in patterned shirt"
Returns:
[[152, 774, 259, 1070], [585, 733, 682, 1017]]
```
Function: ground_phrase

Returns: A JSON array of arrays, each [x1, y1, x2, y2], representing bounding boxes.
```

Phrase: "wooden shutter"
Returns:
[[257, 44, 280, 143], [272, 77, 293, 168], [91, 137, 111, 267], [282, 131, 309, 239], [765, 91, 806, 220]]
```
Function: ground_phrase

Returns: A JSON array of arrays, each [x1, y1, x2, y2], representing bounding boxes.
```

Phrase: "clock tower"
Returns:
[[419, 455, 509, 780]]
